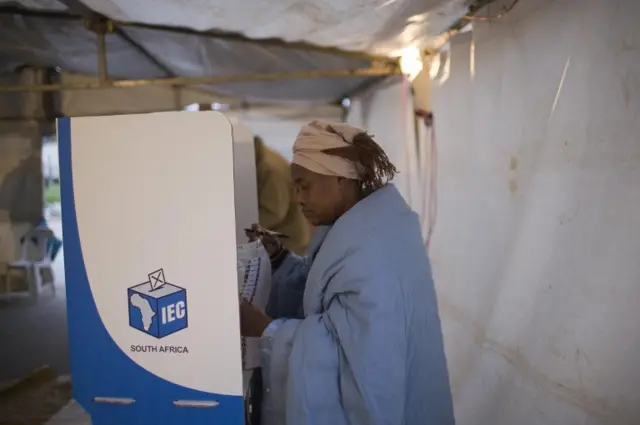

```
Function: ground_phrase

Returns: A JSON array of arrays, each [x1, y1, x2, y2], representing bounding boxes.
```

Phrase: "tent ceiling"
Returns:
[[0, 0, 469, 102], [73, 0, 468, 55]]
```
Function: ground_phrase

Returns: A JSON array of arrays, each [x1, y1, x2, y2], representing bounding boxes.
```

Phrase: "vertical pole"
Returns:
[[173, 86, 182, 110], [85, 18, 111, 85], [97, 29, 108, 83]]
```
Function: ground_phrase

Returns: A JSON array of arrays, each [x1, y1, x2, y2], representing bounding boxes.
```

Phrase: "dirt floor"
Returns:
[[0, 216, 70, 425], [0, 367, 72, 425], [0, 217, 68, 384]]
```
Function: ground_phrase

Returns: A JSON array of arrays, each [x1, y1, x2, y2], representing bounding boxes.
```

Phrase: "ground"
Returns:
[[0, 215, 68, 383]]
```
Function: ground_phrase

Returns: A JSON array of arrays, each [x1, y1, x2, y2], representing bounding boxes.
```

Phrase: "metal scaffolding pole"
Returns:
[[96, 30, 108, 82], [0, 67, 400, 93], [83, 18, 114, 84]]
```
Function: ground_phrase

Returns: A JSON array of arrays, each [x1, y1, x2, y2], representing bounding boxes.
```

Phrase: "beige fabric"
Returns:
[[255, 137, 311, 255], [292, 120, 365, 179]]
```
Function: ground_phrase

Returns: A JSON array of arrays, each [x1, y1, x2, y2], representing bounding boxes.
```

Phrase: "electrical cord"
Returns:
[[464, 0, 520, 21]]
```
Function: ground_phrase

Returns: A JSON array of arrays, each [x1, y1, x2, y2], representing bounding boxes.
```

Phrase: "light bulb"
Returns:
[[399, 46, 423, 81]]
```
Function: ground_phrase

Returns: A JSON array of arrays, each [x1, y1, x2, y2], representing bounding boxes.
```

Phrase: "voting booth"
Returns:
[[58, 111, 255, 425]]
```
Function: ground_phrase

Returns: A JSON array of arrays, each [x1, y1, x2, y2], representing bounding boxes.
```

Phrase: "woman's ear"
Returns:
[[336, 177, 359, 191], [335, 177, 350, 191]]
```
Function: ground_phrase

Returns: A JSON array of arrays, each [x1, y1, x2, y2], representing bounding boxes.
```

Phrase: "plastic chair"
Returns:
[[33, 241, 55, 297], [6, 226, 55, 301]]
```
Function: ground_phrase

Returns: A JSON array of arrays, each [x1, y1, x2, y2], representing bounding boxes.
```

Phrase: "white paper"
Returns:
[[237, 240, 272, 395]]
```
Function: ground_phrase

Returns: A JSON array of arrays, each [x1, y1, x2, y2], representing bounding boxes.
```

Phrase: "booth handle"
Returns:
[[93, 397, 136, 405], [173, 400, 220, 408]]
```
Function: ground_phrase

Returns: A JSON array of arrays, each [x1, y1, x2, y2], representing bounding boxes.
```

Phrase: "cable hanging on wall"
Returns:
[[415, 109, 438, 250]]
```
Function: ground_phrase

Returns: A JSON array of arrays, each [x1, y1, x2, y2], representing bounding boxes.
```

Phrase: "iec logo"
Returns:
[[128, 269, 188, 339]]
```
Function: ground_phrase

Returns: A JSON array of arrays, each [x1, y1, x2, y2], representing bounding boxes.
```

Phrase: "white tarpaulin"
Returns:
[[1, 0, 467, 55], [428, 0, 640, 424]]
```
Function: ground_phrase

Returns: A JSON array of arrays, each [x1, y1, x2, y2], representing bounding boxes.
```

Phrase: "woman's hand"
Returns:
[[244, 223, 283, 257], [240, 300, 273, 337]]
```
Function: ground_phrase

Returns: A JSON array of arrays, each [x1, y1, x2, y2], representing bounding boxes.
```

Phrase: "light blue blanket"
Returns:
[[260, 184, 455, 425]]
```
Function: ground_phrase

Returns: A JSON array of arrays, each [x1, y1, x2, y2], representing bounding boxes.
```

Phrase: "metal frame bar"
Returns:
[[95, 28, 109, 81], [0, 67, 400, 93]]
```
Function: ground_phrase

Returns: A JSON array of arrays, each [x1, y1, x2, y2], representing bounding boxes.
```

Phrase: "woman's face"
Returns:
[[291, 164, 351, 226]]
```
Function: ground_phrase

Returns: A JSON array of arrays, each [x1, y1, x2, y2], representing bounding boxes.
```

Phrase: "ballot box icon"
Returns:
[[128, 269, 188, 339]]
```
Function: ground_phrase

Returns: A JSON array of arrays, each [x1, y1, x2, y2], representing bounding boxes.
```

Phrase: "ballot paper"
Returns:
[[237, 240, 272, 395]]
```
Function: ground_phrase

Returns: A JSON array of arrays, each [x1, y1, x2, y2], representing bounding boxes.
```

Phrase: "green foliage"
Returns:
[[44, 183, 61, 204]]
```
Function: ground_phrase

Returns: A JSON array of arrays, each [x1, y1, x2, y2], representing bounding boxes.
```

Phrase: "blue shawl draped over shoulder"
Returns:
[[259, 184, 455, 425]]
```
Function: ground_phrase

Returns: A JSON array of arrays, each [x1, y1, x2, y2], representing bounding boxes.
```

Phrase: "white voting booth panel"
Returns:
[[58, 111, 247, 425], [229, 119, 259, 243]]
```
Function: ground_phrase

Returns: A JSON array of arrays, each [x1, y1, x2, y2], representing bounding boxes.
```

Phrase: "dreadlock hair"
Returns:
[[322, 125, 398, 195]]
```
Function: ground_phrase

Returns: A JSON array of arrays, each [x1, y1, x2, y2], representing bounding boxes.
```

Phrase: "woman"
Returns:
[[241, 120, 455, 425]]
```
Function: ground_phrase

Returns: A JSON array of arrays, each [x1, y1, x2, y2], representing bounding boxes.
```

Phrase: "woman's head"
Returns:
[[291, 120, 397, 226]]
